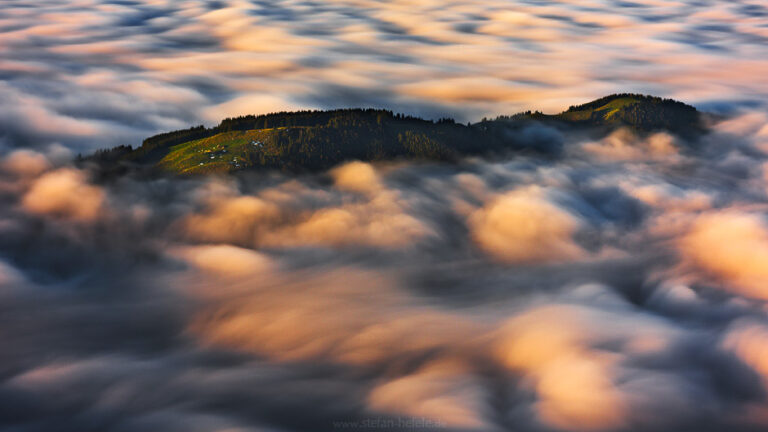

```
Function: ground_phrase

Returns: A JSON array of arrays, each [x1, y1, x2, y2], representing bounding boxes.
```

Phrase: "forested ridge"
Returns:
[[86, 94, 704, 174]]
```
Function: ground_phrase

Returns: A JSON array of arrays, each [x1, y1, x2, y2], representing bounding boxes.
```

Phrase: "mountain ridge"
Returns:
[[85, 94, 705, 175]]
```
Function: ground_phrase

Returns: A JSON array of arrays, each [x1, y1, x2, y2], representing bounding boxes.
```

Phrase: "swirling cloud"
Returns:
[[2, 2, 768, 431]]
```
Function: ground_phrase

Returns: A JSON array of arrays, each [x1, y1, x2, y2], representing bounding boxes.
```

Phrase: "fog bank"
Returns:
[[2, 114, 768, 431]]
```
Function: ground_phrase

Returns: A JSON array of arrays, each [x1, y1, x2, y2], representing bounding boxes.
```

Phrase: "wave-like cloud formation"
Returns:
[[1, 114, 768, 431], [1, 0, 767, 151], [3, 1, 768, 430]]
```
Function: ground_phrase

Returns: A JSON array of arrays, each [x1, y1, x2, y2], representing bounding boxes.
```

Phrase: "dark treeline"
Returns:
[[128, 109, 448, 164], [612, 101, 700, 132], [83, 145, 133, 162], [487, 111, 546, 122], [217, 108, 436, 131], [221, 111, 496, 171], [130, 125, 212, 162]]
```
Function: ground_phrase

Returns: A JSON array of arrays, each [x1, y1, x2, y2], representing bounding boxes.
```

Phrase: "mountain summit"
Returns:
[[88, 94, 704, 174], [555, 94, 701, 132]]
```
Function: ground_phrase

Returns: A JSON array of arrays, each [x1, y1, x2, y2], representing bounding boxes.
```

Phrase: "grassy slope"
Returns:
[[556, 97, 641, 122], [157, 128, 291, 174]]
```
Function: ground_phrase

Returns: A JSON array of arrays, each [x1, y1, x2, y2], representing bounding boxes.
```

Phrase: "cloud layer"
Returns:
[[1, 0, 767, 152], [1, 112, 768, 431], [3, 1, 768, 431]]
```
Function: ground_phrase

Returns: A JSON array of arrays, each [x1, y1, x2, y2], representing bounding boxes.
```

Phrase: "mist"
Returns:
[[3, 0, 768, 430], [2, 0, 768, 153], [1, 112, 768, 431]]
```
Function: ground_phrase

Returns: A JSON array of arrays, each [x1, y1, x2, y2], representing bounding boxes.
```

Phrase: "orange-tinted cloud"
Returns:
[[469, 187, 585, 264], [21, 168, 106, 222], [679, 211, 768, 300], [494, 306, 627, 431]]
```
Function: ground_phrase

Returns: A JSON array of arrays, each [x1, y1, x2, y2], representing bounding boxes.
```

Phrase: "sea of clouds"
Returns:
[[2, 115, 768, 431], [3, 1, 768, 431], [1, 0, 767, 152]]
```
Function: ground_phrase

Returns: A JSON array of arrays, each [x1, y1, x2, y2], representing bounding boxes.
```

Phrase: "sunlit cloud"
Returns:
[[469, 186, 585, 264], [680, 211, 768, 300], [21, 168, 106, 222]]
